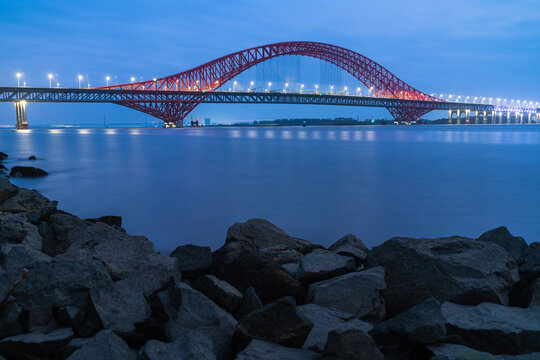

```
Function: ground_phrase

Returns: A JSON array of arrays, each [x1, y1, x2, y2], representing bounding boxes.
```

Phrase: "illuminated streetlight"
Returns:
[[78, 75, 83, 88], [56, 82, 60, 88], [357, 87, 361, 96], [48, 73, 53, 88], [106, 76, 110, 86], [130, 77, 135, 83], [233, 80, 237, 91], [267, 82, 272, 92], [16, 72, 22, 87], [315, 84, 319, 93], [330, 85, 334, 93], [300, 84, 304, 93]]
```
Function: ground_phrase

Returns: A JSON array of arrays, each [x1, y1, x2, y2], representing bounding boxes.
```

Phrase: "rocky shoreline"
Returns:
[[1, 154, 540, 359]]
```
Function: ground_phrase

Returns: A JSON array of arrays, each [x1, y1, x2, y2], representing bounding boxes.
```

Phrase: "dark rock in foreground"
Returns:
[[0, 152, 7, 159], [233, 297, 314, 351], [236, 339, 319, 360], [477, 226, 529, 265], [28, 155, 37, 160], [170, 244, 212, 278], [0, 327, 74, 360], [367, 235, 520, 316], [322, 329, 384, 360], [85, 215, 122, 228], [9, 166, 48, 178]]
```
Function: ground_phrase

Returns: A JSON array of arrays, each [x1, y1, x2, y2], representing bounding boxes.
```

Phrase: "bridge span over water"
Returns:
[[1, 41, 538, 128], [1, 87, 538, 129]]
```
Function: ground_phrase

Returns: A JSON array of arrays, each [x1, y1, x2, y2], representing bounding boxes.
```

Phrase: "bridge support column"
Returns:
[[483, 111, 487, 124], [497, 111, 501, 124], [465, 109, 470, 124], [448, 109, 453, 124], [490, 111, 495, 124], [507, 111, 510, 124], [520, 113, 524, 124], [527, 112, 531, 124], [475, 110, 480, 124], [15, 101, 28, 130], [456, 110, 461, 124]]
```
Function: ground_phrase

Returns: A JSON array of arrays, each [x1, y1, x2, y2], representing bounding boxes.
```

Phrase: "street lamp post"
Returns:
[[16, 73, 21, 87], [233, 81, 237, 92], [267, 82, 272, 92], [48, 74, 53, 88], [78, 75, 83, 89], [284, 83, 288, 92], [315, 84, 318, 94], [106, 76, 110, 87], [300, 84, 304, 93]]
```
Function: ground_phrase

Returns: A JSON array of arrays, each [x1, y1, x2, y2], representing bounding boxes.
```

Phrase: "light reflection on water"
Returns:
[[2, 124, 540, 251]]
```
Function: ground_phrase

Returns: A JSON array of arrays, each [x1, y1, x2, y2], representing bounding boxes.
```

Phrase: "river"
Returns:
[[2, 125, 539, 251]]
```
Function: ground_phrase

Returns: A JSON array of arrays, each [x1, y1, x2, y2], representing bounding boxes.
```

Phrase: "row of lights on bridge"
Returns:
[[12, 73, 540, 108]]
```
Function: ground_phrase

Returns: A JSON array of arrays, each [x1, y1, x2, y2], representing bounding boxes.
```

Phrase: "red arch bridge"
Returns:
[[1, 41, 538, 129]]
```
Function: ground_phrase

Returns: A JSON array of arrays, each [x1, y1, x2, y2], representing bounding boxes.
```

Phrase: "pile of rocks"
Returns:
[[1, 176, 539, 359]]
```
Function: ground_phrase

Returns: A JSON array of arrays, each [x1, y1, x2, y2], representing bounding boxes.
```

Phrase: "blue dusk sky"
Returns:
[[0, 0, 539, 126]]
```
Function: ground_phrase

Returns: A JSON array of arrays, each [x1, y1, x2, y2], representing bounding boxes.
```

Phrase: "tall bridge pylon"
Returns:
[[99, 41, 442, 125]]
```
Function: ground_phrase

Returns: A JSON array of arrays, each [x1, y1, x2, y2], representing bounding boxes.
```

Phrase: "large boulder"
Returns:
[[192, 275, 243, 313], [0, 188, 57, 223], [85, 215, 122, 227], [233, 297, 314, 351], [234, 286, 263, 320], [86, 279, 157, 346], [372, 297, 446, 344], [226, 218, 321, 263], [9, 166, 48, 178], [0, 299, 25, 339], [52, 214, 177, 281], [367, 236, 520, 316], [298, 303, 373, 353], [328, 234, 369, 264], [170, 244, 212, 278], [520, 242, 540, 278], [0, 152, 7, 159], [165, 282, 237, 360], [530, 279, 540, 307], [307, 267, 386, 322], [0, 178, 17, 205], [0, 327, 74, 360], [66, 330, 136, 360], [138, 335, 216, 360], [322, 329, 384, 360], [211, 241, 304, 304], [296, 249, 356, 283], [427, 343, 540, 360], [0, 212, 42, 250], [477, 226, 529, 265], [236, 340, 320, 360], [9, 258, 113, 311], [1, 243, 51, 270], [441, 302, 540, 355]]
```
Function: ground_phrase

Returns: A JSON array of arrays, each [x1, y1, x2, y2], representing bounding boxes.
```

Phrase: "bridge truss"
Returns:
[[98, 41, 444, 124]]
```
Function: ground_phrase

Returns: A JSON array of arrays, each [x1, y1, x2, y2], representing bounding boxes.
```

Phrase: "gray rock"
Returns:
[[521, 242, 540, 278], [233, 296, 314, 351], [322, 329, 384, 360], [282, 262, 299, 277], [298, 303, 373, 353], [367, 236, 520, 316], [87, 279, 155, 345], [328, 234, 369, 263], [56, 306, 81, 329], [85, 215, 122, 227], [56, 216, 175, 280], [236, 340, 320, 360], [193, 274, 243, 313], [441, 301, 540, 355], [28, 305, 58, 333], [166, 282, 237, 360], [0, 299, 25, 339], [234, 286, 263, 319], [62, 338, 89, 359], [1, 243, 51, 270], [226, 218, 321, 258], [211, 240, 304, 304], [67, 330, 136, 360], [0, 212, 42, 250], [260, 245, 305, 264], [138, 335, 216, 360], [530, 279, 540, 307], [0, 327, 74, 360], [428, 343, 540, 360], [0, 188, 57, 223], [9, 166, 48, 178], [9, 258, 113, 311], [478, 226, 529, 265], [0, 178, 17, 205], [371, 297, 447, 344], [119, 260, 180, 297], [307, 267, 386, 322], [296, 249, 356, 283], [170, 244, 212, 278]]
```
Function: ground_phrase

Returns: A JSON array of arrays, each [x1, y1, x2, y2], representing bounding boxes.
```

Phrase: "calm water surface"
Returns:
[[1, 125, 539, 250]]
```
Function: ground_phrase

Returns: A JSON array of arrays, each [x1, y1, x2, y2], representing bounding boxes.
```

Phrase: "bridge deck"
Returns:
[[1, 87, 535, 113]]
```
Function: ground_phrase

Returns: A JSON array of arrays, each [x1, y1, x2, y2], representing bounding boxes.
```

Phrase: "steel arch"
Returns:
[[99, 41, 441, 123]]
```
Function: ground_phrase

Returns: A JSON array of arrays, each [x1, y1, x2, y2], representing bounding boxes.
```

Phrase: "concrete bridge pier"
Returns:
[[483, 111, 487, 124], [520, 113, 524, 124], [527, 112, 531, 124], [465, 109, 470, 124], [15, 101, 28, 129], [448, 109, 452, 124], [456, 109, 461, 124]]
